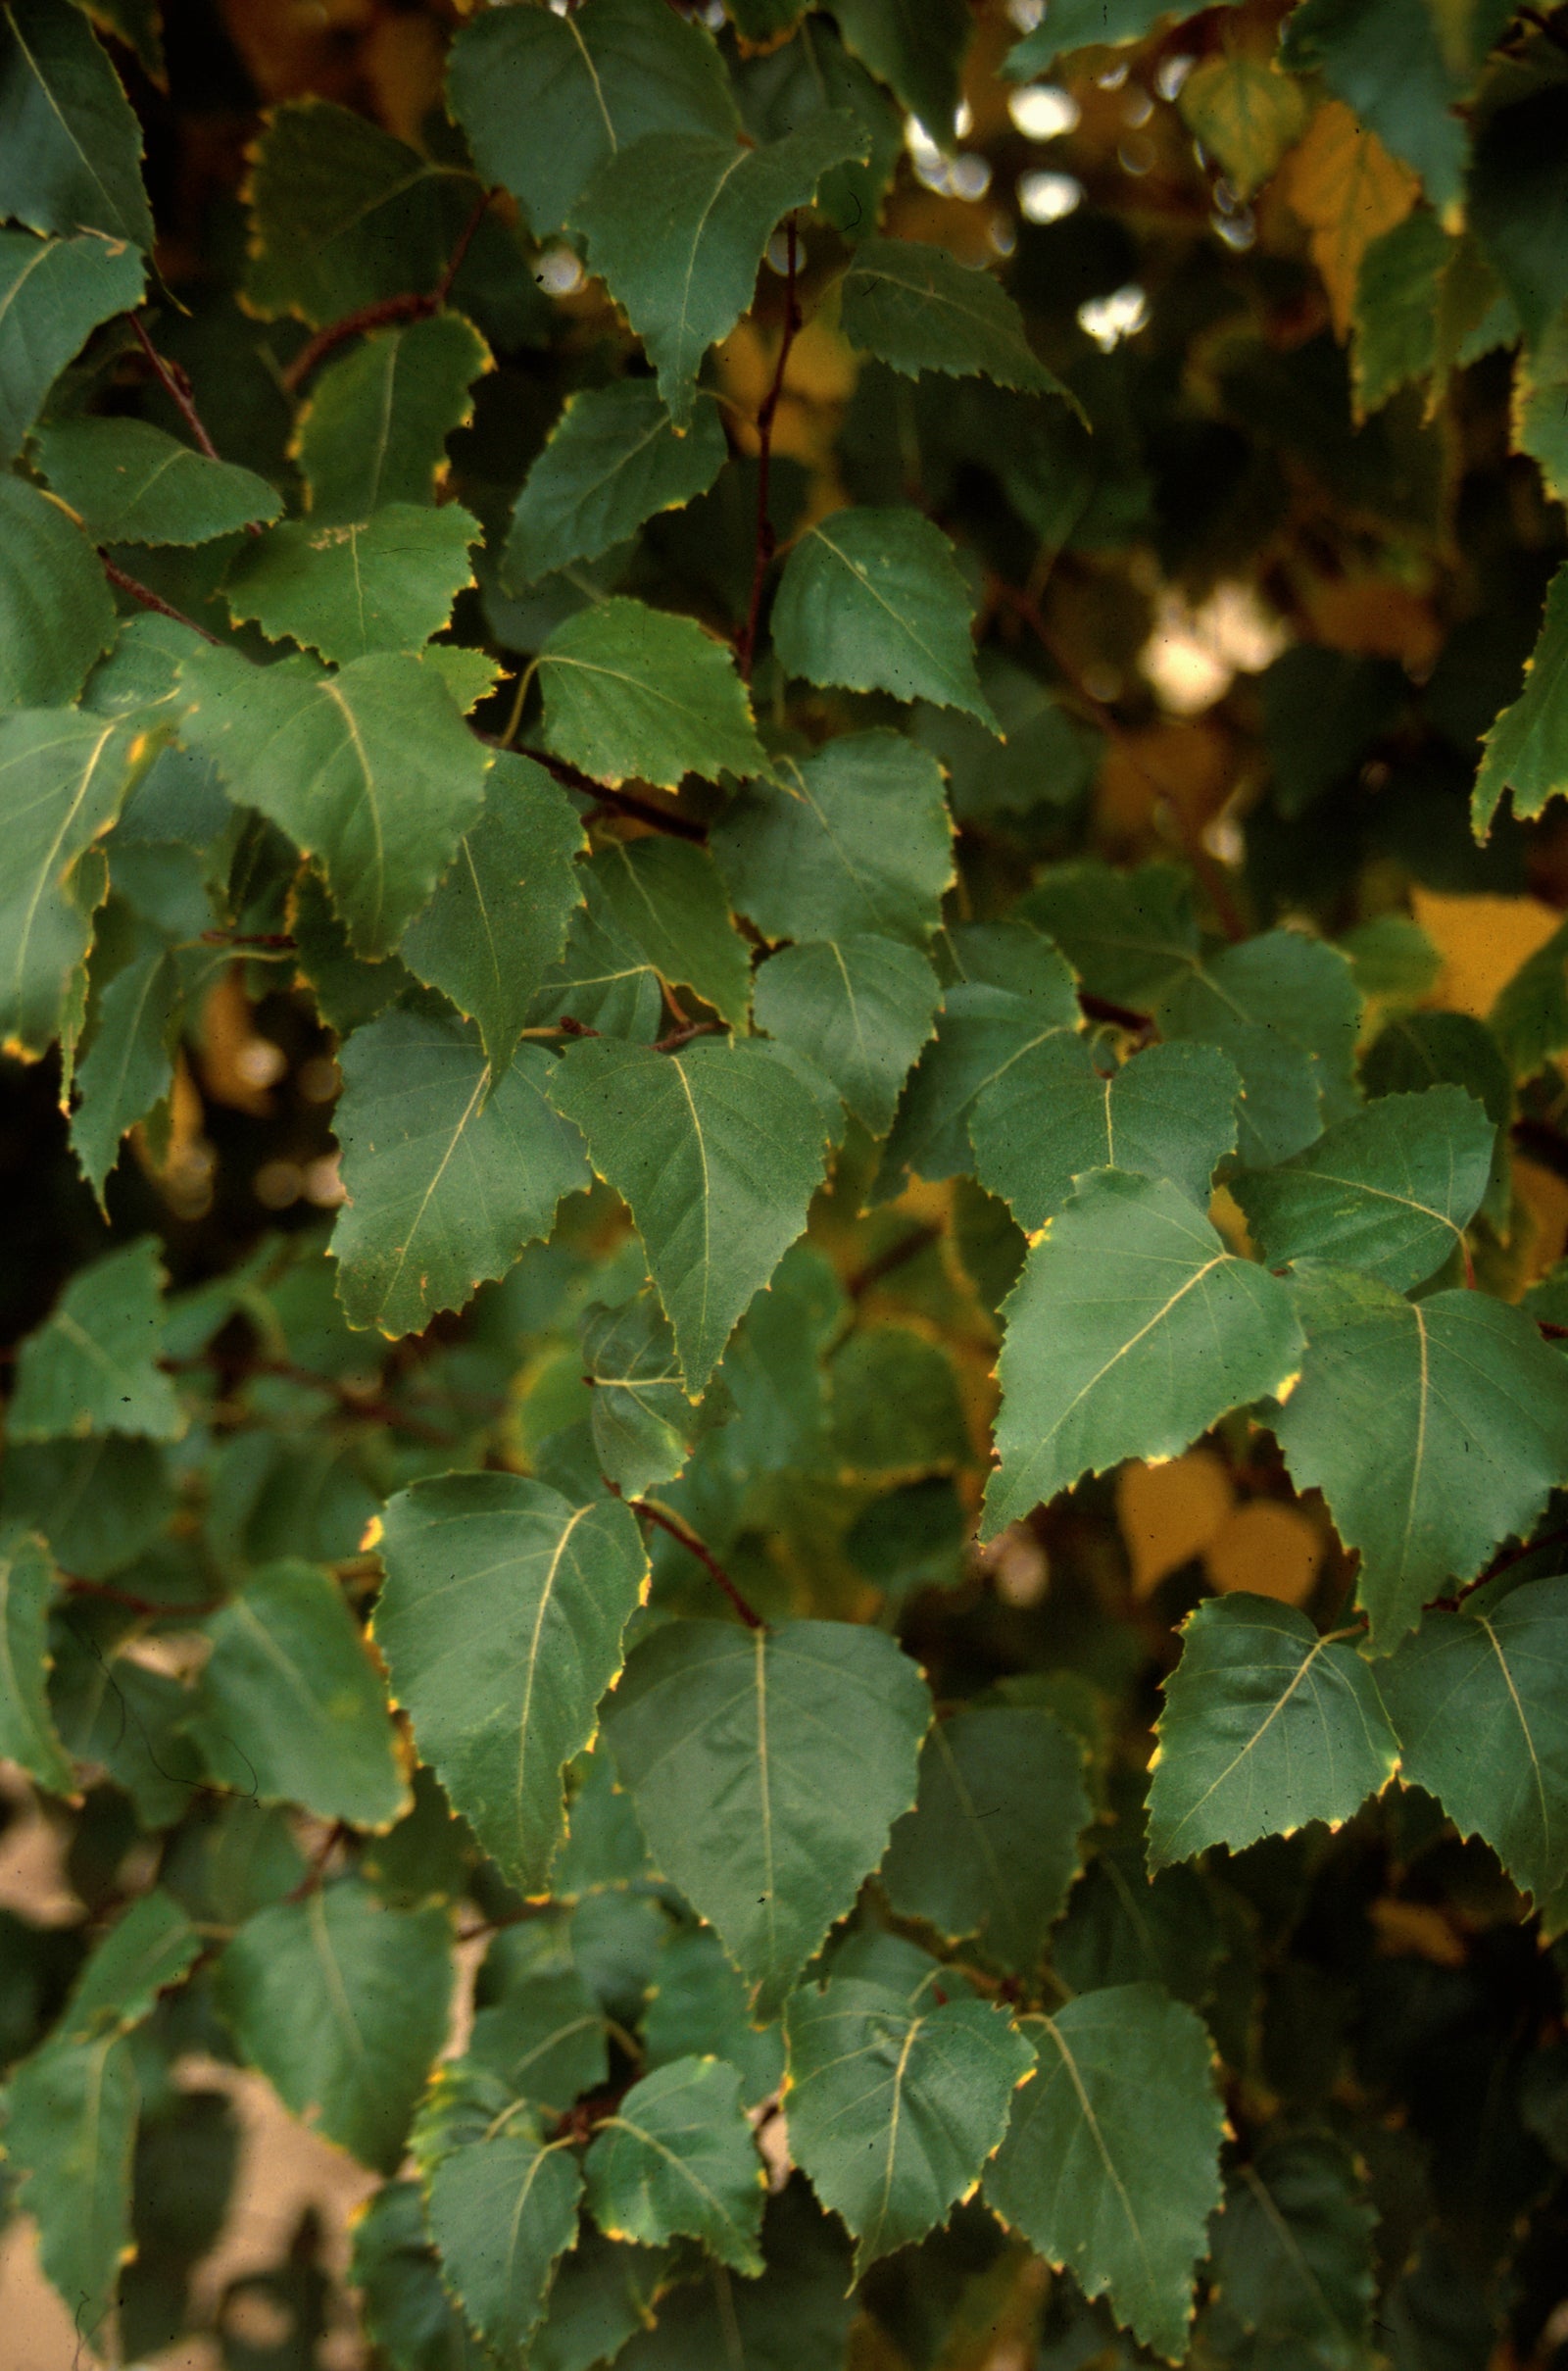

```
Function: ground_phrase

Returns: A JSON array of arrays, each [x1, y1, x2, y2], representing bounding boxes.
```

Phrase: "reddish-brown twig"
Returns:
[[100, 556, 221, 642], [64, 1573, 224, 1620], [129, 315, 265, 537], [630, 1497, 765, 1630], [519, 747, 710, 843], [281, 190, 491, 395], [736, 218, 800, 682], [848, 1221, 944, 1300]]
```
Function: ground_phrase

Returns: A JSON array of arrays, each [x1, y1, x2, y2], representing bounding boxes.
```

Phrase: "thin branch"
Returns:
[[528, 747, 710, 842], [848, 1221, 944, 1300], [200, 929, 297, 949], [1520, 4, 1568, 52], [1427, 1521, 1568, 1612], [737, 218, 800, 683], [284, 1821, 349, 1902], [171, 1351, 462, 1444], [282, 191, 491, 396], [130, 314, 265, 538], [1078, 988, 1156, 1035], [100, 556, 222, 643], [630, 1496, 766, 1630], [64, 1573, 224, 1620], [653, 1019, 724, 1053]]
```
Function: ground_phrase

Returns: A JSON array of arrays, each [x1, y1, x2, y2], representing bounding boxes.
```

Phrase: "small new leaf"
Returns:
[[584, 2055, 763, 2272]]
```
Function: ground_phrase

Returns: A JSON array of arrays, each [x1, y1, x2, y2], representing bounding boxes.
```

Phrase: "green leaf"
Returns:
[[915, 660, 1102, 821], [547, 1035, 830, 1392], [606, 1617, 930, 2015], [0, 0, 153, 247], [1467, 74, 1568, 351], [838, 238, 1061, 395], [4, 2028, 137, 2342], [351, 2181, 492, 2371], [784, 1978, 1031, 2276], [1005, 0, 1238, 76], [1147, 1596, 1399, 1868], [1208, 2134, 1377, 2371], [0, 472, 117, 710], [447, 0, 739, 241], [531, 900, 665, 1043], [985, 1985, 1224, 2361], [399, 751, 586, 1074], [755, 934, 941, 1137], [0, 1432, 173, 1581], [1352, 209, 1448, 418], [468, 1967, 608, 2111], [831, 0, 972, 135], [192, 1560, 407, 1829], [828, 1322, 969, 1477], [735, 19, 902, 243], [177, 644, 489, 957], [1258, 647, 1408, 818], [69, 939, 180, 1204], [507, 381, 728, 589], [1361, 1008, 1512, 1231], [422, 2087, 584, 2357], [536, 597, 765, 792], [0, 1529, 74, 1792], [984, 1172, 1303, 1539], [710, 729, 953, 948], [585, 837, 752, 1029], [581, 1286, 731, 1499], [572, 116, 867, 427], [641, 1924, 784, 2109], [1273, 1268, 1568, 1650], [770, 507, 998, 728], [1516, 303, 1568, 510], [374, 1472, 649, 1893], [1018, 861, 1198, 1012], [610, 2182, 854, 2371], [882, 921, 1082, 1186], [1380, 1576, 1568, 1904], [1473, 561, 1568, 834], [1280, 0, 1469, 211], [34, 416, 280, 544], [331, 1015, 590, 1335], [971, 1037, 1240, 1233], [223, 504, 479, 665], [1159, 929, 1363, 1163], [1176, 56, 1309, 200], [296, 311, 491, 526], [0, 225, 144, 462], [584, 2055, 764, 2272], [1491, 914, 1568, 1080], [243, 99, 504, 332], [1231, 1085, 1494, 1294], [61, 1885, 201, 2035], [881, 1705, 1094, 1972], [9, 1235, 183, 1442], [215, 1879, 453, 2171], [530, 2226, 670, 2371]]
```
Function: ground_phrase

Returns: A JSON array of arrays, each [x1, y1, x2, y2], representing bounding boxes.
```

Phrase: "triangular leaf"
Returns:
[[536, 596, 765, 792], [584, 2055, 764, 2272], [0, 0, 153, 247], [419, 2072, 584, 2357], [223, 503, 480, 664], [1380, 1576, 1568, 1903], [971, 1036, 1240, 1232], [604, 1616, 931, 2016], [399, 751, 586, 1074], [985, 1984, 1224, 2361], [1473, 561, 1568, 835], [839, 237, 1062, 395], [60, 1886, 201, 2037], [984, 1172, 1303, 1538], [333, 1012, 592, 1337], [1147, 1595, 1398, 1867], [785, 1978, 1031, 2276], [468, 1967, 609, 2111], [547, 1034, 829, 1392], [507, 381, 728, 589], [448, 0, 739, 240], [584, 836, 752, 1030], [1273, 1267, 1568, 1650], [374, 1472, 649, 1893], [178, 643, 490, 956], [0, 226, 145, 462], [572, 116, 867, 426], [0, 471, 117, 710], [881, 1704, 1094, 1971], [710, 727, 953, 947], [754, 933, 941, 1136], [832, 0, 972, 134], [3, 2028, 137, 2343], [194, 1559, 408, 1829], [771, 506, 999, 728], [34, 416, 281, 544], [1231, 1084, 1495, 1293], [214, 1878, 453, 2171], [69, 939, 181, 1204], [1208, 2134, 1377, 2369], [9, 1235, 183, 1441], [581, 1285, 731, 1500], [296, 311, 492, 525]]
